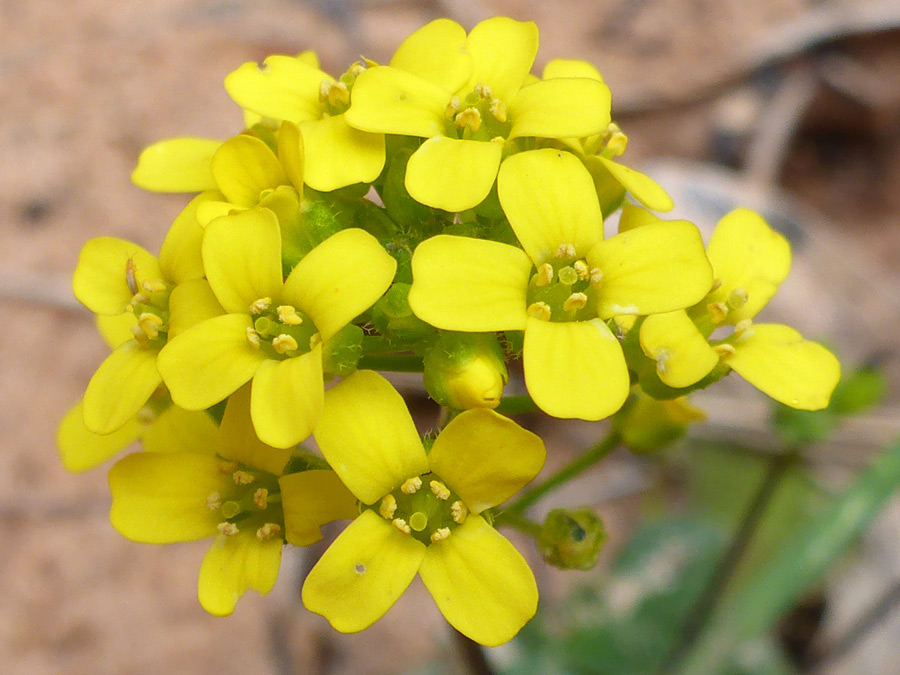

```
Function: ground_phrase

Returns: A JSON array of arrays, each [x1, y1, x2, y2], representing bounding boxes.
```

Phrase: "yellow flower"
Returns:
[[70, 193, 213, 434], [109, 384, 357, 616], [302, 370, 545, 646], [157, 207, 396, 448], [639, 209, 841, 409], [408, 149, 712, 420], [344, 17, 612, 211]]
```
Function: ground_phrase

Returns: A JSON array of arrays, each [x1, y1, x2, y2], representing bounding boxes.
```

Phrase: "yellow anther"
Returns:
[[734, 319, 753, 337], [253, 488, 269, 510], [710, 278, 723, 292], [233, 470, 255, 485], [277, 305, 303, 325], [379, 494, 397, 519], [707, 302, 728, 324], [444, 96, 460, 119], [206, 492, 222, 511], [713, 343, 737, 358], [563, 292, 588, 313], [535, 263, 554, 287], [573, 260, 590, 281], [272, 334, 299, 354], [392, 518, 411, 535], [555, 243, 577, 259], [141, 279, 167, 293], [401, 476, 422, 494], [138, 312, 164, 340], [728, 288, 749, 309], [605, 123, 628, 156], [489, 98, 507, 123], [246, 327, 261, 348], [526, 301, 552, 321], [130, 324, 150, 347], [256, 523, 282, 541], [249, 297, 272, 315], [409, 511, 428, 532], [455, 107, 482, 133], [347, 62, 366, 78], [450, 500, 468, 525], [590, 268, 604, 286], [125, 258, 139, 295], [130, 292, 150, 306], [430, 527, 451, 543], [320, 79, 350, 108], [217, 522, 239, 537], [218, 460, 239, 474], [429, 480, 450, 501], [474, 83, 493, 99], [309, 333, 322, 350]]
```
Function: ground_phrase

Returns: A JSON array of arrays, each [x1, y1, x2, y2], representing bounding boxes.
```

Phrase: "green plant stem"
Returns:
[[504, 431, 621, 514], [356, 354, 423, 372], [496, 394, 540, 416], [494, 509, 542, 539]]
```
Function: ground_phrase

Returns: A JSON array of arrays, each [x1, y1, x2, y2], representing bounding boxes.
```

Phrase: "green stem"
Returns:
[[496, 394, 540, 416], [494, 509, 542, 539], [356, 355, 424, 372], [505, 431, 621, 514]]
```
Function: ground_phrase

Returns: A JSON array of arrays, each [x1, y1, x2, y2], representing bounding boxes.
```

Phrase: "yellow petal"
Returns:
[[157, 314, 267, 410], [523, 318, 629, 420], [408, 235, 531, 331], [542, 58, 604, 82], [277, 120, 305, 191], [196, 200, 244, 227], [344, 66, 448, 138], [726, 324, 841, 410], [158, 191, 219, 284], [282, 228, 396, 342], [109, 451, 231, 542], [640, 311, 718, 388], [497, 149, 603, 264], [210, 134, 287, 207], [596, 157, 674, 212], [142, 405, 219, 455], [465, 17, 538, 102], [405, 135, 502, 212], [83, 341, 162, 435], [389, 18, 472, 93], [314, 371, 428, 505], [198, 531, 283, 617], [419, 515, 537, 646], [57, 401, 142, 472], [587, 220, 713, 318], [250, 346, 324, 449], [617, 204, 664, 233], [96, 312, 137, 349], [706, 208, 792, 322], [131, 137, 221, 193], [217, 383, 292, 474], [300, 116, 385, 192], [428, 409, 545, 513], [279, 469, 359, 546], [509, 78, 611, 140], [167, 278, 225, 338], [202, 208, 284, 314], [73, 237, 162, 316], [302, 510, 426, 633], [225, 55, 329, 123]]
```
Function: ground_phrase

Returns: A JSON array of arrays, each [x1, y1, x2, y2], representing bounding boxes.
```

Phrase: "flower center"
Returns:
[[444, 83, 511, 142], [125, 259, 171, 347], [245, 298, 320, 359], [525, 244, 602, 323], [318, 62, 366, 117], [206, 460, 284, 542], [372, 472, 469, 545]]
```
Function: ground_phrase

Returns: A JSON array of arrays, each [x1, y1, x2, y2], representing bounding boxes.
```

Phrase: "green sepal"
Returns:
[[371, 282, 435, 344], [322, 324, 364, 378], [282, 448, 331, 475], [380, 146, 445, 237], [538, 507, 607, 570]]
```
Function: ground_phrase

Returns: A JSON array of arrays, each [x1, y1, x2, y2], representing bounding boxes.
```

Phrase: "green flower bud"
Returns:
[[423, 332, 508, 410], [615, 392, 706, 454], [538, 508, 607, 570]]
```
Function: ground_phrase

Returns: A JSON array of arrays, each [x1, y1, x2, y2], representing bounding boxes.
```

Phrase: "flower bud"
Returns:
[[615, 393, 706, 454], [538, 508, 607, 570], [423, 332, 508, 410]]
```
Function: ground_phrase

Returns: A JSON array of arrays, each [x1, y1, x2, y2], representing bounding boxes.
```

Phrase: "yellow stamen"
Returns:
[[217, 522, 239, 537], [272, 334, 299, 354], [309, 333, 322, 350], [392, 518, 411, 535], [535, 263, 554, 287], [455, 107, 482, 133], [734, 319, 753, 337], [347, 62, 366, 78], [729, 288, 749, 309], [444, 96, 460, 119], [710, 278, 723, 292], [429, 480, 450, 501], [125, 258, 139, 295], [474, 83, 493, 99], [563, 292, 588, 313], [590, 268, 604, 286], [206, 492, 221, 511], [527, 301, 552, 321], [573, 260, 590, 281], [409, 511, 428, 532], [490, 98, 507, 123], [430, 527, 451, 543], [707, 302, 728, 324], [555, 243, 576, 259], [605, 123, 628, 156], [233, 470, 255, 485], [249, 297, 272, 315], [713, 343, 737, 358], [141, 279, 167, 293], [130, 292, 150, 306], [218, 460, 239, 474], [253, 488, 269, 510], [256, 523, 282, 541], [379, 494, 397, 519], [138, 312, 164, 340], [130, 324, 150, 347], [450, 500, 468, 525], [320, 79, 350, 108], [277, 305, 303, 325], [401, 476, 422, 494]]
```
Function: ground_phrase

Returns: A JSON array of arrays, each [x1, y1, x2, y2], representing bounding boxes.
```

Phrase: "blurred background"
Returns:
[[2, 0, 900, 672]]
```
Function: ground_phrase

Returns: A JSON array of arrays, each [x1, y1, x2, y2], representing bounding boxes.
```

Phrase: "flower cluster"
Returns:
[[57, 16, 840, 645]]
